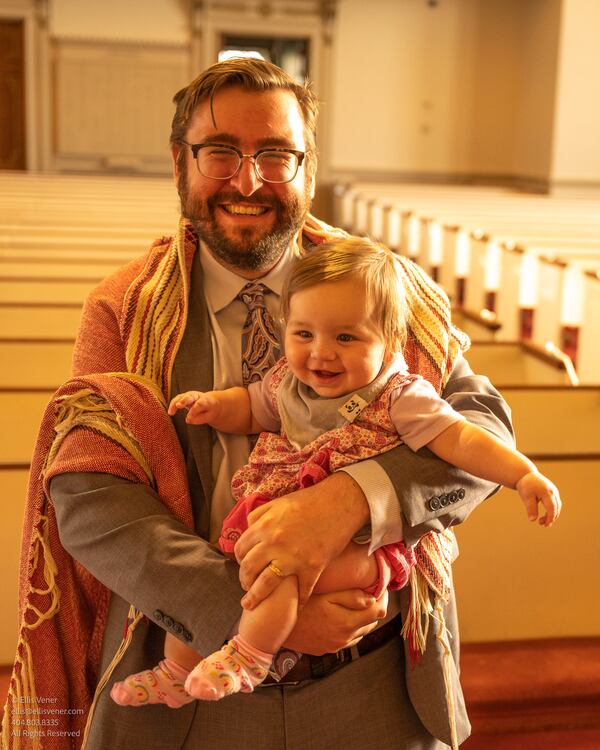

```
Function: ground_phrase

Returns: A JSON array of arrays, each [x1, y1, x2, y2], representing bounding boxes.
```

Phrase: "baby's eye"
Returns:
[[337, 333, 355, 342], [296, 330, 312, 339]]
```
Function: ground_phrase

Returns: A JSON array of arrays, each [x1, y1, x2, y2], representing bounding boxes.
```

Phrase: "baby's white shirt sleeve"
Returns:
[[390, 375, 466, 452], [247, 367, 282, 432]]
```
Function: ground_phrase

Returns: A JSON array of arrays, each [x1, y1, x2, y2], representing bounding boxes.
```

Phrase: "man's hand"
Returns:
[[283, 589, 388, 655], [234, 472, 370, 608]]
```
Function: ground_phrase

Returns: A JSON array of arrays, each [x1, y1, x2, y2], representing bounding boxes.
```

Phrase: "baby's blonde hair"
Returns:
[[281, 236, 407, 353]]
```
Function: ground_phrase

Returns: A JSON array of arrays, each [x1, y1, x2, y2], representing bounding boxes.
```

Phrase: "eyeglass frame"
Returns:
[[178, 140, 306, 184]]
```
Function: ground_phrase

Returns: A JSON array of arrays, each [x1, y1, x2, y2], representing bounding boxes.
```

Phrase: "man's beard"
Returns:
[[177, 162, 312, 272]]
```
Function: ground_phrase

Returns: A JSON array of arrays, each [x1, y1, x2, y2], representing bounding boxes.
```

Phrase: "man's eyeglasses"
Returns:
[[179, 141, 305, 184]]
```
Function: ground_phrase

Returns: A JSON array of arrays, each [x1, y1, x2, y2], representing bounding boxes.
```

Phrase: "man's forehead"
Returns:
[[186, 86, 305, 143]]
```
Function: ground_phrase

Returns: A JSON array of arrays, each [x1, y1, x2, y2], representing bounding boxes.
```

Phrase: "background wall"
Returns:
[[4, 0, 598, 187], [52, 39, 189, 173], [328, 0, 571, 186], [329, 0, 480, 176], [551, 0, 600, 186], [510, 0, 561, 183], [50, 0, 188, 43], [48, 0, 190, 173]]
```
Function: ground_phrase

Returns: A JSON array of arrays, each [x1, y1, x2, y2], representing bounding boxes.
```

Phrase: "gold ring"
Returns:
[[267, 561, 285, 577]]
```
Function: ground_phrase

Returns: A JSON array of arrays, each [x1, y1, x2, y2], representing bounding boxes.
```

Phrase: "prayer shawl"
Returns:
[[1, 215, 468, 750]]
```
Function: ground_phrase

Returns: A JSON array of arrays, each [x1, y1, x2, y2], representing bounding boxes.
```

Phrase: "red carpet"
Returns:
[[463, 728, 600, 749], [0, 666, 10, 719], [461, 638, 600, 748], [461, 638, 600, 733]]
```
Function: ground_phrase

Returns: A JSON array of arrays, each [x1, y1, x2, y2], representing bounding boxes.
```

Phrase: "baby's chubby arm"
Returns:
[[168, 387, 266, 434], [427, 421, 562, 527]]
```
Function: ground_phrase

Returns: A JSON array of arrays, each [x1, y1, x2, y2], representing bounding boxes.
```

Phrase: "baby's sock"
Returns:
[[185, 635, 272, 701], [110, 658, 194, 709]]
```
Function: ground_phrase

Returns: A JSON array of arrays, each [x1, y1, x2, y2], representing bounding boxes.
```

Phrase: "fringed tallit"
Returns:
[[1, 375, 194, 750], [3, 214, 467, 750], [121, 220, 196, 399], [3, 216, 198, 749]]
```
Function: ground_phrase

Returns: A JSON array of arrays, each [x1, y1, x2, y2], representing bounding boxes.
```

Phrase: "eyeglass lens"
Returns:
[[197, 146, 299, 183]]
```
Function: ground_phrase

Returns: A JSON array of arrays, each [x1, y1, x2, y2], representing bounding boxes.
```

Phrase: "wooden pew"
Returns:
[[0, 341, 74, 388], [335, 183, 600, 382], [0, 279, 97, 304], [0, 236, 150, 256], [336, 186, 600, 261], [574, 270, 600, 383], [0, 304, 82, 339], [0, 390, 53, 464], [0, 469, 29, 663], [0, 260, 125, 280], [0, 170, 181, 664], [339, 183, 600, 231]]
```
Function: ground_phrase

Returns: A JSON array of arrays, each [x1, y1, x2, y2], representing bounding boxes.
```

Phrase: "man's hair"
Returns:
[[281, 236, 408, 353], [171, 57, 319, 176]]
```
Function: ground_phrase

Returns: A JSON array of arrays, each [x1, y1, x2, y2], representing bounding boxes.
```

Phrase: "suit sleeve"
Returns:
[[366, 353, 514, 547], [50, 471, 243, 655], [50, 270, 244, 655]]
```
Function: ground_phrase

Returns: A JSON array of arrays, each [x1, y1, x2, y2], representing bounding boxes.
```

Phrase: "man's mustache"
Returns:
[[206, 191, 280, 209]]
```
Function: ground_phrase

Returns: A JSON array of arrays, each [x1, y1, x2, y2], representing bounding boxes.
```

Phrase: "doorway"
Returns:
[[0, 19, 26, 170], [219, 34, 310, 82]]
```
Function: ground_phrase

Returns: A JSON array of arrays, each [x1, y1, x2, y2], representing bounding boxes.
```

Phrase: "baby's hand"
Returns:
[[167, 391, 220, 425], [515, 471, 562, 528]]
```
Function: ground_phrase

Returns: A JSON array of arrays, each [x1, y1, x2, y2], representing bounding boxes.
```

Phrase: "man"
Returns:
[[21, 59, 514, 749]]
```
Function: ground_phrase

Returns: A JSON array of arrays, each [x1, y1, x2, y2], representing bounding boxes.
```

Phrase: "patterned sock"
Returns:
[[185, 635, 272, 701], [110, 658, 194, 709]]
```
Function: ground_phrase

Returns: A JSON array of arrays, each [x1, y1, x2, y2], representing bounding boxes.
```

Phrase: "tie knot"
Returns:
[[238, 282, 269, 311]]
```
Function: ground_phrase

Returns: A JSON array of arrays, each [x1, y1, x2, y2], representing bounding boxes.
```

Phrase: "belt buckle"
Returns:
[[310, 648, 351, 679]]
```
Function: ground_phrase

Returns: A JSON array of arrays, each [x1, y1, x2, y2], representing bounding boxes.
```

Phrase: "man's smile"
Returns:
[[221, 203, 270, 216]]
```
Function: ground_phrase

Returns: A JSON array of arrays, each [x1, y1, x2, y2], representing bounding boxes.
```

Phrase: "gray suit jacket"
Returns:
[[51, 252, 513, 747]]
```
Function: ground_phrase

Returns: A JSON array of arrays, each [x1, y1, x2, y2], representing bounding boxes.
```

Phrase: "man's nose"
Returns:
[[229, 157, 263, 197]]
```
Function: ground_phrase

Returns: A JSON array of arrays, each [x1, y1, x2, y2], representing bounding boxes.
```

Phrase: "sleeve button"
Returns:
[[428, 496, 441, 511]]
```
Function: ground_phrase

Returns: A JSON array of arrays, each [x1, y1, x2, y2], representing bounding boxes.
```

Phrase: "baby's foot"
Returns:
[[110, 659, 193, 708], [185, 636, 271, 701]]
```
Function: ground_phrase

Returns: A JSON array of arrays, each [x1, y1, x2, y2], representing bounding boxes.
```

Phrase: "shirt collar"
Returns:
[[200, 239, 300, 313]]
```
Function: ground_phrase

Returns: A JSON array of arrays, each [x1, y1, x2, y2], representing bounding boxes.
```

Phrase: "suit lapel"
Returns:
[[170, 250, 214, 533]]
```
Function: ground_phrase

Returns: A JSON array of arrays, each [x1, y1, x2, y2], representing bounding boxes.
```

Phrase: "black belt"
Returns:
[[263, 612, 402, 685]]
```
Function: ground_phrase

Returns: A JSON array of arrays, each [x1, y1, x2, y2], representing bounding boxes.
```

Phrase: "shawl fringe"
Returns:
[[2, 374, 192, 750]]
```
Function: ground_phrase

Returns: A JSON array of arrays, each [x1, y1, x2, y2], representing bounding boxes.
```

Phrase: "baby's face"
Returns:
[[284, 277, 390, 398]]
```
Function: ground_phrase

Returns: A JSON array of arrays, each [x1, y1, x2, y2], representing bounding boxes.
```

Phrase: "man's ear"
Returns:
[[171, 143, 182, 182], [307, 165, 317, 202], [383, 348, 396, 365]]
